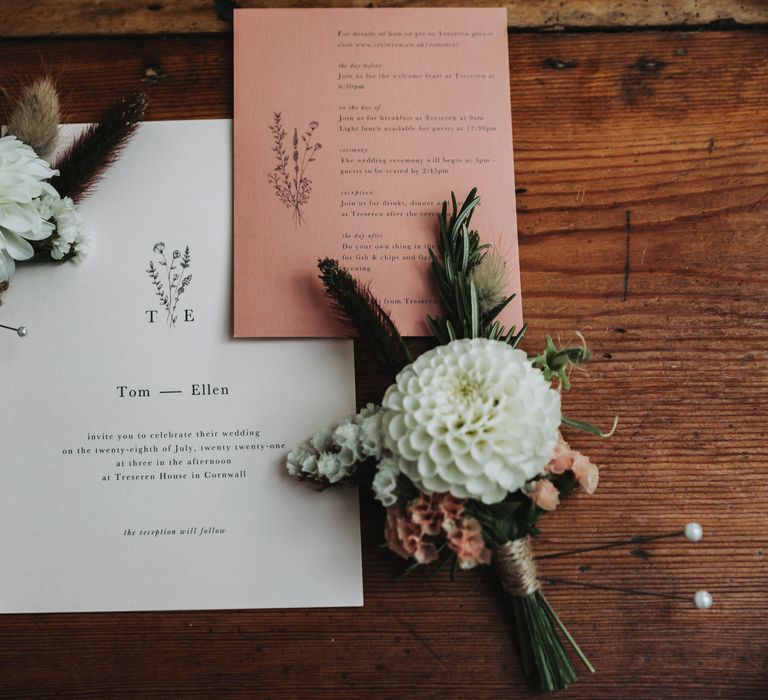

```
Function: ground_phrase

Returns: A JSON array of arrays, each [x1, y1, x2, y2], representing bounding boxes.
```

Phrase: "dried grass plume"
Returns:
[[6, 78, 60, 161], [470, 250, 508, 314]]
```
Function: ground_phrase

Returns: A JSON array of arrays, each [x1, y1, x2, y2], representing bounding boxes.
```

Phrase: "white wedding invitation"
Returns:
[[0, 120, 363, 612]]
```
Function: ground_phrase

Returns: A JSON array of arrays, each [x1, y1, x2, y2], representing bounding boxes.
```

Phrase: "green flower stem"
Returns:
[[538, 591, 595, 674], [510, 595, 535, 679], [507, 591, 578, 692]]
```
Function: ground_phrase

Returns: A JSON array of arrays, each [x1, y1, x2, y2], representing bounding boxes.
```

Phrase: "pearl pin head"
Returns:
[[684, 522, 703, 543], [693, 590, 713, 609], [16, 326, 27, 337]]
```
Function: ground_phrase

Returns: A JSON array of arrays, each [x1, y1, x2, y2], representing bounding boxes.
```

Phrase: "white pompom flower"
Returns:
[[381, 338, 561, 504], [0, 135, 59, 281]]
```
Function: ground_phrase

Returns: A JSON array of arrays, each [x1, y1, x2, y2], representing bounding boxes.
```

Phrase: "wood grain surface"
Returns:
[[2, 0, 768, 37], [1, 17, 767, 700]]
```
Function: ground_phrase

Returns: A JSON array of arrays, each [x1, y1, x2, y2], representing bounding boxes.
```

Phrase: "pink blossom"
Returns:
[[546, 432, 577, 474], [436, 493, 465, 523], [384, 507, 439, 564], [408, 492, 444, 536], [572, 453, 599, 494], [443, 515, 493, 570], [528, 479, 560, 511], [544, 432, 600, 495], [384, 493, 492, 569]]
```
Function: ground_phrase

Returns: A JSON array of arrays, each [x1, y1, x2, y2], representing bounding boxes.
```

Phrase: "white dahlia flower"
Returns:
[[0, 135, 59, 281], [381, 338, 561, 504]]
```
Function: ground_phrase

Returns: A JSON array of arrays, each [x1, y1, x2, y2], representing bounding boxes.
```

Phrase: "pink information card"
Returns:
[[234, 7, 522, 337]]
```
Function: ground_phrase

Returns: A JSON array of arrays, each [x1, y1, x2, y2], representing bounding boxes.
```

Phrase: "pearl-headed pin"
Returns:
[[684, 522, 704, 542], [0, 323, 27, 337], [538, 521, 706, 561]]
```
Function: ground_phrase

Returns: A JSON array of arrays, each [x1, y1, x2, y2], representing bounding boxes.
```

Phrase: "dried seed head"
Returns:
[[470, 251, 508, 314], [6, 77, 61, 161]]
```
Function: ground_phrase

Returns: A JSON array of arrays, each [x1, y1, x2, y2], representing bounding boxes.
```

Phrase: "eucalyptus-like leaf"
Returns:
[[561, 414, 618, 437]]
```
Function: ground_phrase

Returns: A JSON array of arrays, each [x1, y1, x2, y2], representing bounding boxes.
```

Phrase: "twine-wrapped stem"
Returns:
[[495, 536, 540, 597], [493, 536, 592, 691]]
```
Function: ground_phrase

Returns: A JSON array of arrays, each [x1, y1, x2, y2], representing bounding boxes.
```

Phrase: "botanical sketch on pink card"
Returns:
[[234, 7, 522, 337]]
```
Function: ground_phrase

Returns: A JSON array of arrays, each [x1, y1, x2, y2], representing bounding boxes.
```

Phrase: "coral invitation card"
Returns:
[[234, 8, 521, 337]]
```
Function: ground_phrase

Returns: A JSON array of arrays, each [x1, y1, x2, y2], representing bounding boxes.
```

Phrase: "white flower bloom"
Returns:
[[288, 405, 387, 484], [50, 236, 69, 261], [336, 446, 357, 469], [333, 422, 362, 462], [356, 402, 379, 421], [316, 451, 348, 484], [286, 444, 318, 477], [0, 135, 59, 281], [72, 226, 91, 261], [381, 338, 561, 504], [35, 191, 58, 220], [52, 196, 81, 244], [310, 429, 334, 453], [359, 411, 384, 460], [49, 196, 85, 261], [371, 454, 402, 506]]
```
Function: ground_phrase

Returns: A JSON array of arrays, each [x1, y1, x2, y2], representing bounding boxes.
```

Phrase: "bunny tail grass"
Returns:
[[6, 77, 61, 161]]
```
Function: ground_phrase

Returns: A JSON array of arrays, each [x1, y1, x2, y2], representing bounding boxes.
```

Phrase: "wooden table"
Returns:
[[2, 2, 767, 697]]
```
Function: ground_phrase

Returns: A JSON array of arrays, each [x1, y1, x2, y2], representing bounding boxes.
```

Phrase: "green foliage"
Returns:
[[426, 189, 526, 346], [318, 258, 412, 379], [531, 334, 591, 390], [465, 498, 525, 544], [562, 414, 618, 438]]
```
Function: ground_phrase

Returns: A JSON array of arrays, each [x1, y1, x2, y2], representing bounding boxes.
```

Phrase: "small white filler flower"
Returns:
[[381, 338, 561, 504], [0, 135, 59, 281], [49, 195, 86, 261]]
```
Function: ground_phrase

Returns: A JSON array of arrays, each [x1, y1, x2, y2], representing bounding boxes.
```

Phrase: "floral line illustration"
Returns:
[[146, 242, 192, 327], [267, 112, 321, 226]]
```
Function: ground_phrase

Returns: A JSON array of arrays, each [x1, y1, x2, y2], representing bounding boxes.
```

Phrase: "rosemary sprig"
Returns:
[[51, 91, 147, 201], [318, 258, 412, 379], [426, 189, 525, 346]]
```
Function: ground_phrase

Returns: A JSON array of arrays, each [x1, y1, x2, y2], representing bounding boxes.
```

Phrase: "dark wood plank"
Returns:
[[0, 28, 767, 698], [2, 0, 767, 38]]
